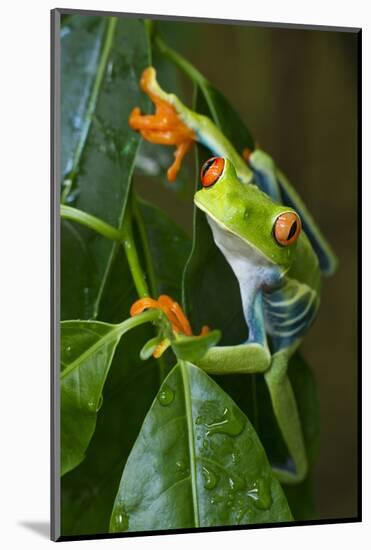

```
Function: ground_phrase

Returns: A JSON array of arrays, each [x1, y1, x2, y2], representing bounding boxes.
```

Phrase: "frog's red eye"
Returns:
[[274, 212, 302, 246], [200, 157, 225, 187]]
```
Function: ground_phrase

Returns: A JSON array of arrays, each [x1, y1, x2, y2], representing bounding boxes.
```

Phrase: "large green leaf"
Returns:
[[110, 362, 292, 532], [60, 220, 95, 320], [61, 327, 160, 535], [60, 15, 105, 179], [61, 201, 192, 535], [60, 15, 150, 320], [61, 320, 123, 475], [61, 314, 158, 476]]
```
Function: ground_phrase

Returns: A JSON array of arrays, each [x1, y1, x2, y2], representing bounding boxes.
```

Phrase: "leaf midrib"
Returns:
[[61, 322, 120, 380], [180, 362, 200, 528]]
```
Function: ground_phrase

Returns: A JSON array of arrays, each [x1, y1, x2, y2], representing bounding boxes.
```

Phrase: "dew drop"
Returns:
[[158, 385, 174, 406], [228, 474, 245, 492], [111, 509, 129, 532], [247, 478, 272, 511], [205, 408, 244, 437], [210, 494, 224, 504], [202, 465, 218, 490], [106, 59, 115, 83]]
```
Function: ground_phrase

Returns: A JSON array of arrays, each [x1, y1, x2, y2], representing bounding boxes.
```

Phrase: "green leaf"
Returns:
[[61, 312, 160, 476], [61, 328, 160, 535], [60, 16, 151, 320], [61, 16, 106, 179], [61, 320, 123, 476], [172, 330, 221, 363], [110, 362, 292, 532], [137, 198, 192, 301], [60, 220, 95, 320]]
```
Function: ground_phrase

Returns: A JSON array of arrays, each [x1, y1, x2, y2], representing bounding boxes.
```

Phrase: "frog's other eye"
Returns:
[[274, 212, 302, 246], [201, 157, 225, 187]]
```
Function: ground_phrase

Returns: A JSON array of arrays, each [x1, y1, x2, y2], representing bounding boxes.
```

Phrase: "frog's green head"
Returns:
[[194, 157, 302, 269]]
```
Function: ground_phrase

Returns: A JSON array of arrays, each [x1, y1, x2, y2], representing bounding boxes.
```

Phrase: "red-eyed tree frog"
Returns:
[[129, 67, 337, 485]]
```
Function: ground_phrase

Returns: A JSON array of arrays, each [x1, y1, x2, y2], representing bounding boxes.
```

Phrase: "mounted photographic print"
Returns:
[[51, 8, 361, 541]]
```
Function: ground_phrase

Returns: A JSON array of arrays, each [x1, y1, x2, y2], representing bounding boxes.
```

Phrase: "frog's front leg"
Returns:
[[129, 71, 196, 181], [129, 67, 252, 183], [264, 345, 308, 484]]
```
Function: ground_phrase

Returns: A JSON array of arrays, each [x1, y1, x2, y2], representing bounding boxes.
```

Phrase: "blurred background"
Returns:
[[135, 19, 359, 521]]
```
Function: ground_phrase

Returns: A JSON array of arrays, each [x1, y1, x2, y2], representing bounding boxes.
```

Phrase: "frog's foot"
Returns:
[[130, 294, 209, 357], [129, 67, 196, 181]]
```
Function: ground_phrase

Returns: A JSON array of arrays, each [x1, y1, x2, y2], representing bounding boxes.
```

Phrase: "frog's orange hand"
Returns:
[[130, 294, 210, 358], [129, 67, 196, 182]]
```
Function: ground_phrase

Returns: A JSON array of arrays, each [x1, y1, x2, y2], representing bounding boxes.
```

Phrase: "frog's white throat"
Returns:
[[206, 214, 281, 305]]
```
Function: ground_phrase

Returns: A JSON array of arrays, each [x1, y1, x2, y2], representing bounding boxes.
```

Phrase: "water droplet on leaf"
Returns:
[[111, 509, 129, 532], [205, 408, 244, 437], [175, 460, 186, 472], [202, 465, 218, 489], [158, 385, 174, 406], [228, 474, 245, 492], [247, 478, 272, 510]]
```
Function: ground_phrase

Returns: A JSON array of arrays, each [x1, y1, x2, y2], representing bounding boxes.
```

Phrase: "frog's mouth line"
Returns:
[[194, 197, 277, 267]]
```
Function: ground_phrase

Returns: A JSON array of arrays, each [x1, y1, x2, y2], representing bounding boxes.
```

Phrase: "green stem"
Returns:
[[131, 193, 169, 382], [61, 205, 123, 241], [121, 200, 150, 299], [61, 203, 150, 299], [131, 196, 159, 297]]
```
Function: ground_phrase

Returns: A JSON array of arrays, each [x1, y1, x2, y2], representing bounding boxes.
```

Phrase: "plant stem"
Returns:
[[61, 203, 150, 299], [130, 193, 168, 382], [121, 199, 150, 299], [131, 196, 159, 297], [61, 205, 123, 241]]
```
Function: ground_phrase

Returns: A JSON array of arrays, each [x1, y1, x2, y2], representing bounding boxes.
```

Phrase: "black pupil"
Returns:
[[201, 157, 217, 179], [287, 220, 297, 240]]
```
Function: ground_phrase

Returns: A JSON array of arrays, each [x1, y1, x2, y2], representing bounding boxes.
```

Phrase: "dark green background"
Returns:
[[135, 19, 358, 520]]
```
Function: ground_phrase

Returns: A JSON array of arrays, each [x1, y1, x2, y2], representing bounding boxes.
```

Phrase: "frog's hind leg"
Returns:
[[264, 346, 308, 484]]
